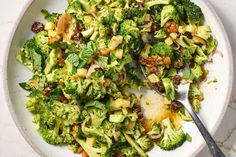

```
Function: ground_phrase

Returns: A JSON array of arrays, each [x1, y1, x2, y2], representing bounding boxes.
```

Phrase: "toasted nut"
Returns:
[[56, 13, 72, 35], [49, 37, 59, 43], [165, 21, 179, 33], [100, 48, 111, 56], [163, 57, 171, 65]]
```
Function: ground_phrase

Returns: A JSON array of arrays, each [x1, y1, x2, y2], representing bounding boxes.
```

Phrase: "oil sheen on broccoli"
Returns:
[[17, 0, 217, 156]]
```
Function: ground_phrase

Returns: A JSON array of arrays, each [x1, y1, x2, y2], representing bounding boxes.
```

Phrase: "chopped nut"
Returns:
[[163, 57, 171, 65], [165, 21, 179, 33], [56, 13, 72, 35], [100, 47, 111, 56]]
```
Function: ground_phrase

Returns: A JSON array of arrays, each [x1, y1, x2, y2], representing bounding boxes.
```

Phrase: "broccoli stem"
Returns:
[[123, 132, 147, 157]]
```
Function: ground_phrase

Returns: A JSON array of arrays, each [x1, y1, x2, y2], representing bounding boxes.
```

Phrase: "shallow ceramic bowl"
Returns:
[[3, 0, 234, 156]]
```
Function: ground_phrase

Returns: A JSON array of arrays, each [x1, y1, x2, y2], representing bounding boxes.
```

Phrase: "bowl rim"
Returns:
[[2, 0, 234, 157]]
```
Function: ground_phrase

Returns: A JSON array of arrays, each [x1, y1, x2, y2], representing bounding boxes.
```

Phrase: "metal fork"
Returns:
[[140, 65, 225, 157]]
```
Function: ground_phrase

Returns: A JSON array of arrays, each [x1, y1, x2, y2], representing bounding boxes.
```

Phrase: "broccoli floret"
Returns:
[[136, 136, 154, 151], [161, 5, 179, 27], [44, 49, 57, 74], [75, 138, 108, 157], [81, 118, 112, 147], [49, 101, 80, 125], [119, 20, 140, 39], [78, 41, 97, 68], [190, 64, 203, 80], [35, 31, 50, 55], [32, 101, 77, 145], [176, 35, 194, 48], [122, 7, 144, 20], [158, 118, 186, 150], [179, 107, 192, 121], [121, 147, 138, 157], [196, 25, 212, 40], [109, 112, 126, 123], [194, 47, 208, 65], [206, 36, 218, 54], [106, 97, 131, 111], [66, 0, 83, 17], [154, 29, 167, 39], [16, 38, 43, 73], [41, 9, 60, 23], [150, 42, 173, 57], [162, 78, 176, 100], [147, 123, 163, 139], [25, 96, 43, 113], [123, 132, 148, 157], [189, 84, 203, 100], [145, 0, 172, 9], [77, 0, 97, 12], [191, 99, 201, 113], [183, 1, 204, 25], [189, 83, 203, 113], [100, 120, 113, 137], [84, 101, 107, 127]]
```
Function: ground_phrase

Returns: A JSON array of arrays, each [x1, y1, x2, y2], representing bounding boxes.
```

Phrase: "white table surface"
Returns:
[[0, 0, 236, 157]]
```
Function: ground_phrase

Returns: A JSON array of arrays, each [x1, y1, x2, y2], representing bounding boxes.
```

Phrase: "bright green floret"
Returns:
[[136, 136, 154, 151], [84, 101, 107, 127], [158, 118, 186, 150], [161, 5, 179, 27]]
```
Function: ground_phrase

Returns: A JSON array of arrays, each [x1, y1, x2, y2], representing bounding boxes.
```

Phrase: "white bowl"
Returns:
[[2, 0, 234, 156]]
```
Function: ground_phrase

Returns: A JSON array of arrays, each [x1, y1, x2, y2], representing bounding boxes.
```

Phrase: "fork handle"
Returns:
[[184, 101, 225, 157]]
